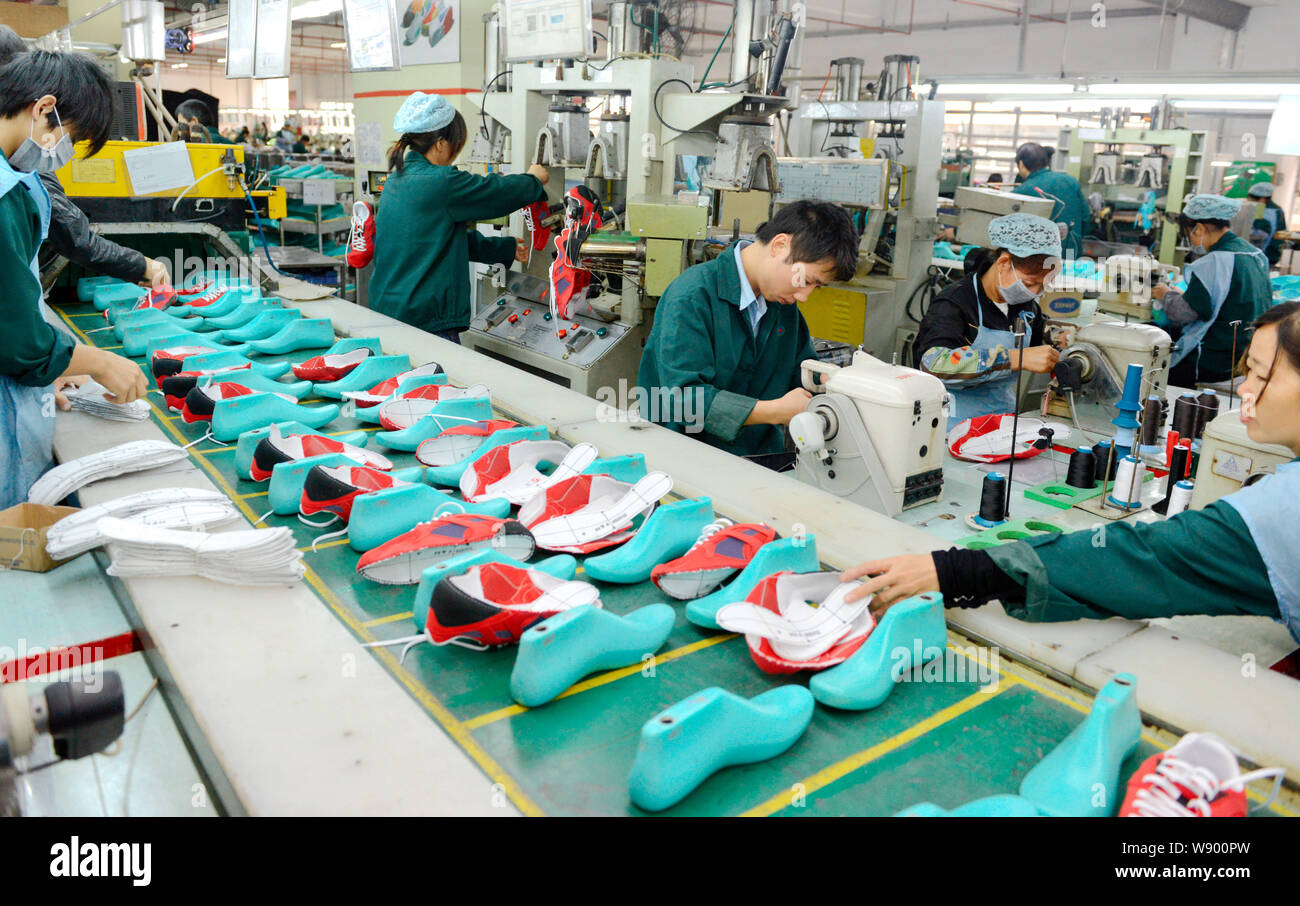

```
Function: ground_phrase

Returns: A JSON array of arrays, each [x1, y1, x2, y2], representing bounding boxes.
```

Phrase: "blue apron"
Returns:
[[0, 155, 55, 510], [1224, 460, 1300, 644], [946, 275, 1027, 429], [1169, 245, 1268, 369]]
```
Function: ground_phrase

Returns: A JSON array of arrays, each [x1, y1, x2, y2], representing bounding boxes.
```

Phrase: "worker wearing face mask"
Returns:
[[1152, 193, 1272, 388], [914, 213, 1063, 428]]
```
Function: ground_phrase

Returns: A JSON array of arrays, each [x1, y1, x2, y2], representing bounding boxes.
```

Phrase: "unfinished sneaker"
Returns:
[[291, 348, 372, 382], [651, 520, 779, 600], [716, 571, 874, 675], [181, 382, 293, 424], [346, 200, 376, 268], [160, 365, 252, 410], [151, 345, 219, 379], [414, 419, 523, 467], [426, 562, 600, 647], [1119, 732, 1285, 817], [341, 362, 445, 408], [250, 424, 392, 481], [376, 382, 490, 430], [299, 464, 412, 524], [357, 514, 535, 585]]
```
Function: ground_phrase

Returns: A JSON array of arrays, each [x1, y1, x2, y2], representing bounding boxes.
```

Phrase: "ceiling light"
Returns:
[[330, 41, 346, 48], [192, 27, 227, 45], [170, 62, 189, 69], [292, 0, 343, 20]]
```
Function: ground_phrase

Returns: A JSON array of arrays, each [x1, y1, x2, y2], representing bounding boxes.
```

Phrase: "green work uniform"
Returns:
[[1255, 198, 1287, 266], [1013, 167, 1091, 259], [0, 177, 73, 385], [637, 242, 816, 458], [368, 152, 544, 334], [1182, 231, 1272, 382], [988, 498, 1278, 624]]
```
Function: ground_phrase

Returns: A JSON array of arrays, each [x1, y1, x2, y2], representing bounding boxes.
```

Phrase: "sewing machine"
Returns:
[[789, 351, 948, 516], [1190, 408, 1295, 510], [1043, 320, 1172, 433]]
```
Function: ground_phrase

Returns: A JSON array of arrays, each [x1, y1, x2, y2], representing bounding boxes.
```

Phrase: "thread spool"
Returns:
[[1139, 395, 1162, 448], [1106, 454, 1145, 509], [1171, 392, 1199, 439], [1194, 390, 1219, 439], [1165, 480, 1194, 516], [976, 471, 1008, 525], [1093, 440, 1118, 482], [1066, 446, 1096, 488]]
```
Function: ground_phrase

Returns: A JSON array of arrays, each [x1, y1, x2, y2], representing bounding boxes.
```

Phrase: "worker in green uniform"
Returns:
[[636, 200, 860, 468], [0, 49, 148, 508], [368, 93, 549, 344], [839, 301, 1300, 646], [1245, 181, 1287, 267], [1012, 142, 1091, 260], [1152, 193, 1272, 386]]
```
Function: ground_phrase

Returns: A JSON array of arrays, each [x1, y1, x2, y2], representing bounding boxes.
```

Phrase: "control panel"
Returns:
[[468, 295, 628, 370]]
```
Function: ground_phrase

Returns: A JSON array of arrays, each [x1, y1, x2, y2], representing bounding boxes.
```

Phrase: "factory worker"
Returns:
[[1245, 182, 1287, 267], [0, 50, 148, 508], [636, 200, 859, 469], [0, 30, 168, 290], [1012, 142, 1091, 259], [914, 212, 1062, 429], [368, 92, 550, 344], [1152, 194, 1271, 388], [841, 301, 1300, 645]]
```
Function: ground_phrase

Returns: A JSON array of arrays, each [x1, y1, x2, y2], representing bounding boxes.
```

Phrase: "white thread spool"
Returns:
[[1106, 454, 1144, 509], [1165, 480, 1194, 516]]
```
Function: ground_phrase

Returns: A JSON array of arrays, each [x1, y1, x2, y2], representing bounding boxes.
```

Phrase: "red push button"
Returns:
[[557, 329, 567, 338], [508, 314, 518, 323], [523, 309, 531, 315]]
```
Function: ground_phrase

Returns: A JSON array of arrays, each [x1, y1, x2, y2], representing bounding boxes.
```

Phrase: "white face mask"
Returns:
[[999, 262, 1040, 306], [9, 104, 74, 174]]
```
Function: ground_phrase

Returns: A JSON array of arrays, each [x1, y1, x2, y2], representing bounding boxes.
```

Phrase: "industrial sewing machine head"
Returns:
[[789, 351, 947, 517], [1044, 321, 1172, 432]]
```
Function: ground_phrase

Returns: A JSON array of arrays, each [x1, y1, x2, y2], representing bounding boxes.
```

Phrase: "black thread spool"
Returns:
[[978, 471, 1008, 524], [1154, 442, 1191, 515], [1066, 446, 1096, 488], [1171, 392, 1199, 439], [1093, 440, 1118, 482], [1194, 390, 1220, 438], [1139, 395, 1162, 448]]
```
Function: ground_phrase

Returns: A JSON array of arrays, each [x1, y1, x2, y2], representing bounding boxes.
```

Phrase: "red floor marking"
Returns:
[[0, 631, 141, 683]]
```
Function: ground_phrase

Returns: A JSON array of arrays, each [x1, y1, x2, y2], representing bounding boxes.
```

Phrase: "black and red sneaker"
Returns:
[[357, 514, 535, 584], [547, 185, 603, 323], [151, 345, 220, 379], [180, 381, 283, 423], [424, 562, 599, 647], [651, 520, 779, 600], [250, 425, 392, 482], [1119, 732, 1285, 817], [160, 365, 252, 411], [299, 464, 411, 524]]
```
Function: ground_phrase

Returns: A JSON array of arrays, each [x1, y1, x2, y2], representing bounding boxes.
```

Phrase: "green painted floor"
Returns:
[[53, 299, 1292, 817]]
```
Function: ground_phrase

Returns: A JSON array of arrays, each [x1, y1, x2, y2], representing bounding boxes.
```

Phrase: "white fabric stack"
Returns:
[[63, 380, 151, 421], [98, 518, 306, 586], [28, 440, 189, 506], [45, 488, 236, 560]]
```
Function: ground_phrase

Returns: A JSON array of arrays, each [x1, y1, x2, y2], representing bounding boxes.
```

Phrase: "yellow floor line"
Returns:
[[238, 490, 269, 499], [58, 307, 547, 818], [462, 633, 738, 731], [740, 678, 1020, 817], [102, 344, 123, 350], [298, 538, 352, 553], [361, 612, 414, 628]]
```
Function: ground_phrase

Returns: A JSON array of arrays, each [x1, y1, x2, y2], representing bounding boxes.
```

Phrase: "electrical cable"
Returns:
[[653, 78, 721, 142], [697, 18, 733, 91], [479, 70, 510, 141], [170, 165, 226, 212], [238, 174, 296, 280]]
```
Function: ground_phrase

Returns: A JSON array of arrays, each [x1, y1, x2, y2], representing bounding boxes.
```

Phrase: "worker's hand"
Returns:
[[52, 374, 89, 411], [514, 237, 529, 263], [1010, 344, 1060, 373], [936, 227, 956, 242], [840, 554, 940, 618], [1151, 282, 1168, 300], [142, 257, 169, 288], [751, 388, 812, 426], [527, 163, 551, 185], [87, 348, 148, 405]]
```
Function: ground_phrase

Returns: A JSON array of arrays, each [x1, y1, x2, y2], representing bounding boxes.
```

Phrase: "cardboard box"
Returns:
[[0, 503, 79, 573], [0, 2, 69, 39]]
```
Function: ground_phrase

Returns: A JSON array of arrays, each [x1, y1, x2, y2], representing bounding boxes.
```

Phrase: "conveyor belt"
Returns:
[[55, 302, 1296, 817]]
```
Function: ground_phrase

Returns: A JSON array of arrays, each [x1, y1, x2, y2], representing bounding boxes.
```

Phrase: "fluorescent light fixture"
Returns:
[[292, 0, 343, 20], [1171, 100, 1277, 111], [330, 41, 347, 48], [1210, 161, 1233, 168], [217, 56, 227, 62], [170, 62, 189, 69], [1090, 82, 1296, 97], [193, 27, 228, 45], [936, 82, 1075, 96]]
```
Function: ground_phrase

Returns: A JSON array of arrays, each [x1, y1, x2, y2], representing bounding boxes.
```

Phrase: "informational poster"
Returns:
[[225, 0, 257, 78], [254, 0, 292, 79], [394, 0, 460, 67], [354, 121, 384, 167], [500, 0, 591, 63], [343, 0, 400, 72], [123, 142, 196, 195]]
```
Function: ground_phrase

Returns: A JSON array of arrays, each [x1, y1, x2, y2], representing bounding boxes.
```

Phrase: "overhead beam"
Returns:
[[1131, 0, 1250, 31]]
